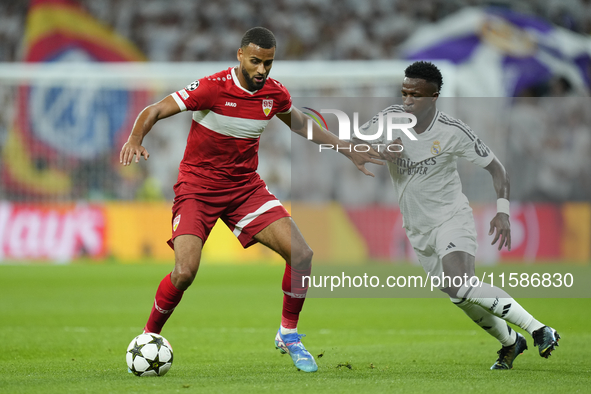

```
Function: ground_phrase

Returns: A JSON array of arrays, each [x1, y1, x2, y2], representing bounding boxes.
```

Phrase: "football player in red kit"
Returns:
[[120, 27, 381, 373]]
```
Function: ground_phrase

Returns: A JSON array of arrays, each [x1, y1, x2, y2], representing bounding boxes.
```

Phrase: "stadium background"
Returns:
[[0, 1, 590, 392], [0, 0, 589, 266]]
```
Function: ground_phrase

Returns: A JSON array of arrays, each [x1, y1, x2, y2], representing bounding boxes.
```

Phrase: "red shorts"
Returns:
[[167, 178, 289, 249]]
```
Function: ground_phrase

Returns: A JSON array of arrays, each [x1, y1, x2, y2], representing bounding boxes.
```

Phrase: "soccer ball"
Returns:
[[126, 333, 173, 376]]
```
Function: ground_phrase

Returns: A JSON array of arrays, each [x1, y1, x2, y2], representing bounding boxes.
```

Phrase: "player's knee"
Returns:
[[171, 270, 195, 290], [291, 245, 313, 270], [171, 262, 199, 290]]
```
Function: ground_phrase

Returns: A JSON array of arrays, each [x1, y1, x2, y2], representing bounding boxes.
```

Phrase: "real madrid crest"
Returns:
[[262, 99, 273, 116], [431, 140, 441, 155]]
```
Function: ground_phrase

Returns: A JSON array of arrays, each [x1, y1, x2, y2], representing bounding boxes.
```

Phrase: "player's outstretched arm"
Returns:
[[277, 107, 383, 177], [485, 157, 511, 251], [120, 95, 181, 166]]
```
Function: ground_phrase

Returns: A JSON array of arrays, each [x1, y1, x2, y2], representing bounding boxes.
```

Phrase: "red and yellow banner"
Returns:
[[0, 202, 106, 262], [23, 0, 145, 62], [0, 201, 588, 264]]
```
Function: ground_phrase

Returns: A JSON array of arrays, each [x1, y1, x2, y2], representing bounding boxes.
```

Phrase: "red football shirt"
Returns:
[[170, 67, 292, 195]]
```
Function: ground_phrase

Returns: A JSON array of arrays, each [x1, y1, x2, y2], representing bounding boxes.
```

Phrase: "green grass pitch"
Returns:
[[1, 262, 590, 393]]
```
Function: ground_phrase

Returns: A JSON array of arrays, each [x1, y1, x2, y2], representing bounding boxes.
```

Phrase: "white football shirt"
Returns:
[[360, 104, 495, 233]]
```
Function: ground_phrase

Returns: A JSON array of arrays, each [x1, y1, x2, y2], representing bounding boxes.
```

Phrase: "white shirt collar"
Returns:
[[231, 67, 257, 95]]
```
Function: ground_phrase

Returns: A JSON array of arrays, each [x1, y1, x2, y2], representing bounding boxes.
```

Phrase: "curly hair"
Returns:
[[404, 61, 443, 92], [240, 27, 276, 49]]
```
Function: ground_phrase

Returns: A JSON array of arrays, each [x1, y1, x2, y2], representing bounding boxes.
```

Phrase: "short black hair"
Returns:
[[240, 27, 276, 49], [404, 61, 443, 92]]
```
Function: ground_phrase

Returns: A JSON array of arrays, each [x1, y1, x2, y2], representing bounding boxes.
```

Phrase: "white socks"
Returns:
[[451, 297, 517, 346], [280, 326, 297, 335], [457, 282, 545, 335]]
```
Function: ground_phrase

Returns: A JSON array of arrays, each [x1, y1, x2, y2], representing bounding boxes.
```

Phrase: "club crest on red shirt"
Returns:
[[262, 99, 273, 116]]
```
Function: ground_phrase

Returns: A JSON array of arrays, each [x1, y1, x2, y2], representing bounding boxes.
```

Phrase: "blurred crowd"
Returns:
[[1, 86, 584, 204], [506, 96, 591, 202], [2, 0, 591, 62], [0, 0, 590, 205], [288, 94, 591, 205]]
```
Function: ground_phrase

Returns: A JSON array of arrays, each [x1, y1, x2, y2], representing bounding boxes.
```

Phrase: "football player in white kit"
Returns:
[[358, 61, 559, 370]]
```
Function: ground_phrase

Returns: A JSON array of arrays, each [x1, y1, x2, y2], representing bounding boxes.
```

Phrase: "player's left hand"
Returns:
[[489, 213, 511, 251]]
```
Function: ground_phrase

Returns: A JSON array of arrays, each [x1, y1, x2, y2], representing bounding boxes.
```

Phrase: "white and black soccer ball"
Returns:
[[126, 333, 173, 376]]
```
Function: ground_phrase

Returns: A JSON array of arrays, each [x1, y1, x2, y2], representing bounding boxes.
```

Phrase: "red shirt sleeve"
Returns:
[[170, 78, 218, 112], [272, 79, 292, 115]]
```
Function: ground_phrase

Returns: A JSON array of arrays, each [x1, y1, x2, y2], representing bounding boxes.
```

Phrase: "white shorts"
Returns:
[[405, 209, 477, 281]]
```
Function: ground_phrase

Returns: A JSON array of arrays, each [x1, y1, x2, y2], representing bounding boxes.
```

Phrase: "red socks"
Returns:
[[281, 264, 311, 329], [144, 273, 184, 334], [144, 267, 308, 333]]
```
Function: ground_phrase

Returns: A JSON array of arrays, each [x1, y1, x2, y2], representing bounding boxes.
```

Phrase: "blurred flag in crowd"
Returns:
[[400, 7, 591, 96], [1, 0, 146, 199]]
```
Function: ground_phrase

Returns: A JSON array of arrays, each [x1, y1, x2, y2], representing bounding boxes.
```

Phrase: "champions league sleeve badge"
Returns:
[[186, 80, 199, 91]]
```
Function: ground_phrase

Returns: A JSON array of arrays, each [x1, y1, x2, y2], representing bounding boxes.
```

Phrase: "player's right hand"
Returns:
[[346, 148, 383, 177], [120, 140, 150, 166]]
